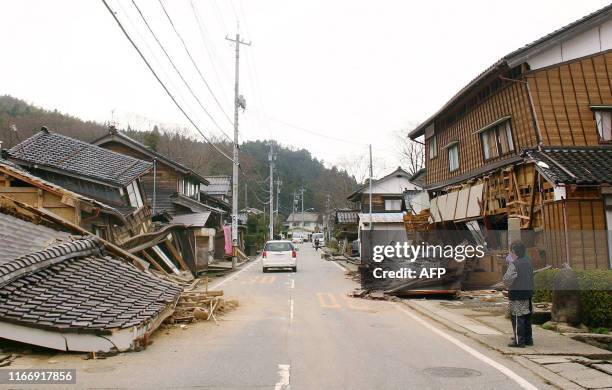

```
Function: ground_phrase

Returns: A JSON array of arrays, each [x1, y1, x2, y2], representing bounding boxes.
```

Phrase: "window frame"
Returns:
[[594, 109, 612, 143], [428, 135, 438, 160], [480, 120, 515, 162], [384, 198, 402, 211], [126, 180, 144, 209], [448, 144, 459, 172]]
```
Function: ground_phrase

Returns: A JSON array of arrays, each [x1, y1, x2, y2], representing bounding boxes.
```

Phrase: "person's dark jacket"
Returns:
[[509, 256, 534, 301]]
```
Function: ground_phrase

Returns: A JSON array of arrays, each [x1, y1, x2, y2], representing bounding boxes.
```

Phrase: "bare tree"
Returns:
[[395, 129, 424, 175]]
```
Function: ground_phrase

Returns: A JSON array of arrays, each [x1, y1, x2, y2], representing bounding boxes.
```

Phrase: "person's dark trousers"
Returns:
[[510, 303, 533, 346]]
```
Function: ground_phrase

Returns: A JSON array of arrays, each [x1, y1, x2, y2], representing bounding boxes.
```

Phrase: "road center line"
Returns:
[[274, 364, 290, 390], [210, 258, 261, 290], [290, 279, 295, 289], [395, 305, 537, 390], [289, 298, 294, 323]]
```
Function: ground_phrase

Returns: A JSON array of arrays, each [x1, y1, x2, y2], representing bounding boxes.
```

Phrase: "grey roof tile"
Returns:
[[8, 130, 151, 187], [524, 146, 612, 185]]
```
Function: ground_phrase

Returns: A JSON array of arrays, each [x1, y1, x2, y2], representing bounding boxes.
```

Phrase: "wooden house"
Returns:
[[93, 128, 223, 269], [409, 5, 612, 270], [5, 128, 152, 244]]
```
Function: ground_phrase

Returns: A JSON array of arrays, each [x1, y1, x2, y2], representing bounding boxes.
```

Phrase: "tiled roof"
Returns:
[[524, 147, 612, 185], [93, 130, 209, 185], [0, 211, 181, 335], [335, 209, 359, 224], [202, 176, 231, 196], [8, 130, 152, 187], [0, 213, 72, 264]]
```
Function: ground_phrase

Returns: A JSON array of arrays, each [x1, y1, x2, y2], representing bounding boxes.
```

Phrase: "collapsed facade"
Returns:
[[409, 5, 612, 271], [0, 196, 181, 352]]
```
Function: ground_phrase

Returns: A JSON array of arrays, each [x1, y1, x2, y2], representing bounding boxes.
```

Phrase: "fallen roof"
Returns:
[[202, 175, 231, 196], [409, 4, 612, 139], [8, 129, 152, 187], [92, 129, 209, 185], [0, 158, 125, 219], [524, 146, 612, 185], [358, 212, 404, 224], [335, 209, 359, 224], [0, 209, 181, 352]]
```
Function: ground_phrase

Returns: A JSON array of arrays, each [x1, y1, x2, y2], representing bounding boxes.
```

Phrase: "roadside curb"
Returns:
[[400, 300, 609, 389]]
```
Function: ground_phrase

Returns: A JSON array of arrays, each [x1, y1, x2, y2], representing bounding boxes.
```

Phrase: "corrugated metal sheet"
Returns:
[[172, 212, 211, 227]]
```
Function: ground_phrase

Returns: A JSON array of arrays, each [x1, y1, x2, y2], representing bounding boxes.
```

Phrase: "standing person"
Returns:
[[503, 241, 534, 348], [314, 238, 320, 251]]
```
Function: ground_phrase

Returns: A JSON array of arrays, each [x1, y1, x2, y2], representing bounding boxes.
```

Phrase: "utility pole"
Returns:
[[301, 186, 305, 233], [369, 144, 373, 231], [268, 143, 275, 240], [225, 32, 251, 269], [275, 179, 282, 215], [244, 182, 248, 209]]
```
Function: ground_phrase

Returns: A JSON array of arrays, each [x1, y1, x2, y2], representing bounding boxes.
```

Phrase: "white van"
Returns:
[[311, 233, 324, 247]]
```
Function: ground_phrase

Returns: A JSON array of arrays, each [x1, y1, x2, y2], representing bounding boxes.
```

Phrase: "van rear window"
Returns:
[[265, 242, 293, 252]]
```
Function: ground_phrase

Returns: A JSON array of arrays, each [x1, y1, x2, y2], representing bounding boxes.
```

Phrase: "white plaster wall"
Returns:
[[527, 21, 611, 70], [369, 175, 420, 194]]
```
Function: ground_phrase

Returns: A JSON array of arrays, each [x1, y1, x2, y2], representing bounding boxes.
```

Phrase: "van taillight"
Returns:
[[262, 251, 267, 258], [292, 250, 297, 258]]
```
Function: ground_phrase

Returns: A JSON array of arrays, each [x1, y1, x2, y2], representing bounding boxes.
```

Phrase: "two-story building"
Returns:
[[5, 127, 152, 244], [93, 127, 221, 270], [409, 5, 612, 270]]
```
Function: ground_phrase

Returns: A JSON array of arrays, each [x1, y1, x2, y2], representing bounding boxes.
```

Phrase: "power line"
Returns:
[[157, 0, 234, 127], [190, 0, 232, 107], [101, 0, 233, 162], [270, 117, 366, 146], [131, 0, 232, 143]]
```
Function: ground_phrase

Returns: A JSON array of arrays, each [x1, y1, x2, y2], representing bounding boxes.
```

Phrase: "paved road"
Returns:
[[14, 244, 551, 389]]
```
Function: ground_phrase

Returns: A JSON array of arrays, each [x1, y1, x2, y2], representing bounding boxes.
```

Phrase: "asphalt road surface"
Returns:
[[19, 244, 551, 389]]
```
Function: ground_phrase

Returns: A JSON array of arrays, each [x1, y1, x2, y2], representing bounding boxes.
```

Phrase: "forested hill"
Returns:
[[0, 95, 359, 213]]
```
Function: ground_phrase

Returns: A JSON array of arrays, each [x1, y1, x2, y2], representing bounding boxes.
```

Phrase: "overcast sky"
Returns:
[[0, 0, 609, 177]]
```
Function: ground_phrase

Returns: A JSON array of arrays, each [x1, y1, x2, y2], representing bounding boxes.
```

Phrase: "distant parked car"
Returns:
[[291, 234, 304, 244], [262, 240, 297, 272]]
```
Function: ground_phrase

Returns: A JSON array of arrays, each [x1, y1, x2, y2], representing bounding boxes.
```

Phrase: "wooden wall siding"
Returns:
[[527, 51, 612, 146], [426, 81, 537, 186], [543, 199, 608, 270], [102, 141, 182, 215]]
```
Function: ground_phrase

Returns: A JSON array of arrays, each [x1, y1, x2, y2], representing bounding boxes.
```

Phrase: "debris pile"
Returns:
[[168, 279, 239, 324]]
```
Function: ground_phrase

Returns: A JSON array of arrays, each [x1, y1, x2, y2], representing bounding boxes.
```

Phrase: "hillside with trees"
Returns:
[[0, 95, 359, 214]]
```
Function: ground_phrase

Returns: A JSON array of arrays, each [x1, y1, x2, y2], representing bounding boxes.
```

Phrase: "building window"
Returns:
[[480, 121, 514, 160], [126, 180, 143, 208], [448, 144, 459, 172], [429, 136, 437, 159], [595, 110, 612, 141], [384, 199, 402, 211]]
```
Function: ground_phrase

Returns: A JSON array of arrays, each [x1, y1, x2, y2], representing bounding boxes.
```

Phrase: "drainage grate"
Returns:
[[423, 367, 482, 378]]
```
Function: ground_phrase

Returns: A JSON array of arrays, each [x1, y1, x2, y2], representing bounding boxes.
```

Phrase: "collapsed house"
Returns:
[[4, 127, 152, 244], [0, 196, 181, 352], [408, 5, 612, 274], [331, 209, 360, 255], [93, 128, 231, 268]]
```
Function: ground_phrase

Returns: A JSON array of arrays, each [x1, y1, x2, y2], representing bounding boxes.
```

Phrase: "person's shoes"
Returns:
[[508, 342, 525, 348]]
